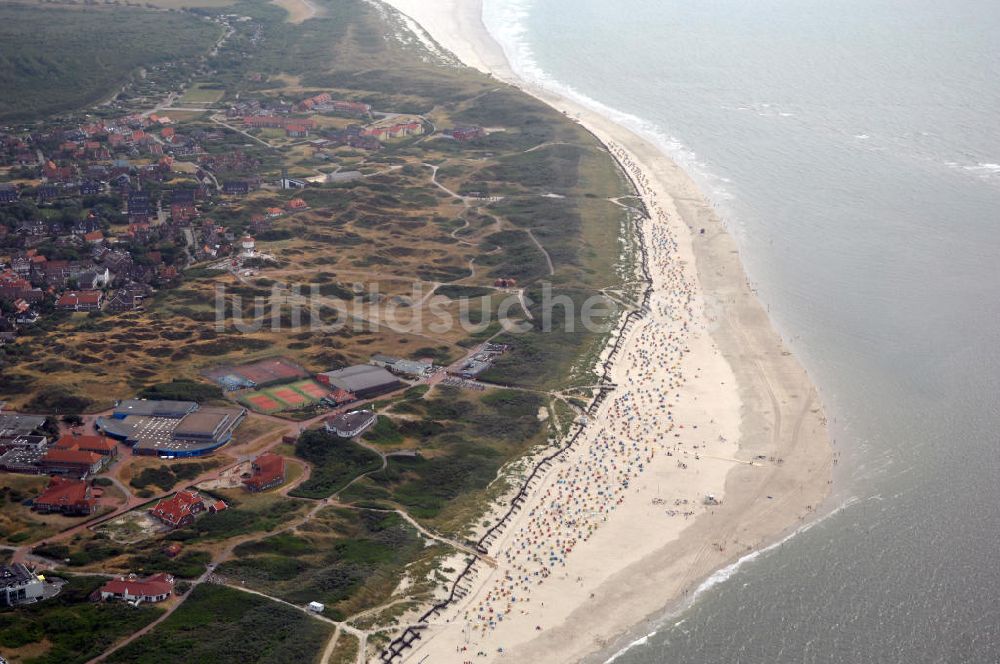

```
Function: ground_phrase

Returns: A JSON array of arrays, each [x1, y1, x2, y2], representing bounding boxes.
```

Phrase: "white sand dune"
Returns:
[[378, 2, 834, 662]]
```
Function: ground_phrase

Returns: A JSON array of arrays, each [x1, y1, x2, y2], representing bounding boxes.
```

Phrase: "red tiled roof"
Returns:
[[244, 453, 284, 490], [34, 477, 94, 509], [42, 449, 102, 466], [56, 291, 102, 307], [55, 435, 116, 454], [150, 490, 204, 527], [101, 572, 174, 599]]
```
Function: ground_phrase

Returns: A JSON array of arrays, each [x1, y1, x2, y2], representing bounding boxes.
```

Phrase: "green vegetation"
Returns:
[[0, 576, 163, 664], [130, 461, 216, 492], [435, 284, 496, 299], [178, 499, 307, 540], [107, 584, 332, 664], [289, 429, 382, 499], [341, 387, 547, 524], [217, 508, 430, 620], [362, 415, 404, 445], [0, 5, 221, 120], [138, 380, 224, 403]]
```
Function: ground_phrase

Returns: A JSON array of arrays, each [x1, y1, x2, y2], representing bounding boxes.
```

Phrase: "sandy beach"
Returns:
[[378, 1, 834, 662]]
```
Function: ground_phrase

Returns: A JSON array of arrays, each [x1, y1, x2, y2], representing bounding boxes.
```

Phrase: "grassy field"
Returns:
[[0, 475, 59, 544], [288, 429, 382, 499], [217, 508, 436, 620], [0, 4, 221, 120], [106, 584, 332, 664], [178, 82, 227, 104]]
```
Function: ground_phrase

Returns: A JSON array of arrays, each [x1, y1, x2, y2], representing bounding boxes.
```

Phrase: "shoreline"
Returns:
[[378, 1, 834, 662]]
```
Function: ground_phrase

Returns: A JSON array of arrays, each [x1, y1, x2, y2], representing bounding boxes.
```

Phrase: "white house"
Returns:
[[325, 410, 377, 438]]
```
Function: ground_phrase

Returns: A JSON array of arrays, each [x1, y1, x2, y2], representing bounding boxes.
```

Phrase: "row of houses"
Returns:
[[360, 121, 424, 141], [296, 93, 371, 117]]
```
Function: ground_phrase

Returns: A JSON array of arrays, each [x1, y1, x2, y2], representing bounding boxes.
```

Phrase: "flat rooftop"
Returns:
[[0, 414, 46, 437], [114, 399, 198, 418], [172, 408, 240, 439]]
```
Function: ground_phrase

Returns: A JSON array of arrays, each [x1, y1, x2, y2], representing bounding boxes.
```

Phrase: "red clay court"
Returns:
[[246, 394, 283, 413], [239, 380, 330, 414], [271, 387, 309, 407], [293, 380, 330, 400], [232, 358, 309, 386]]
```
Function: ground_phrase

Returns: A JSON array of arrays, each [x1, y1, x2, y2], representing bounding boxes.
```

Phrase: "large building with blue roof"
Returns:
[[97, 400, 245, 458]]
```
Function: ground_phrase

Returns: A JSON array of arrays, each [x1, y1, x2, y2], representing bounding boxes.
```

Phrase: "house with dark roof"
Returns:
[[317, 365, 403, 399], [106, 284, 149, 313], [222, 181, 249, 196], [80, 181, 102, 196], [325, 410, 377, 438]]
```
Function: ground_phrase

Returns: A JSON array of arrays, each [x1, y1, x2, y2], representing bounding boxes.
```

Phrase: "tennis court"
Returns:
[[240, 380, 330, 414]]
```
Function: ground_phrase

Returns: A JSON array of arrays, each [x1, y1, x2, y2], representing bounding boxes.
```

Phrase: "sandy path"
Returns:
[[271, 0, 318, 23]]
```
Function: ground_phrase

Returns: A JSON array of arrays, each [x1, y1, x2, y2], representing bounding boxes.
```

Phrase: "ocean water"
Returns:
[[481, 0, 1000, 662]]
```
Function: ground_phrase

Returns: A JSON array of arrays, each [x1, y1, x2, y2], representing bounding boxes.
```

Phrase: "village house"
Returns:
[[32, 476, 96, 516], [80, 181, 102, 196], [53, 434, 118, 457], [99, 573, 174, 604], [242, 452, 285, 492], [445, 126, 487, 142], [39, 448, 106, 478], [56, 290, 103, 312], [149, 490, 226, 529], [106, 284, 149, 313], [243, 115, 285, 129], [150, 490, 202, 528], [325, 410, 378, 438], [330, 100, 371, 116], [222, 181, 250, 196]]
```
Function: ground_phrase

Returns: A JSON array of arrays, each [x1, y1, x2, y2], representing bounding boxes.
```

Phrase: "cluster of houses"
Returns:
[[360, 120, 425, 141], [296, 93, 371, 117], [243, 115, 316, 138]]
